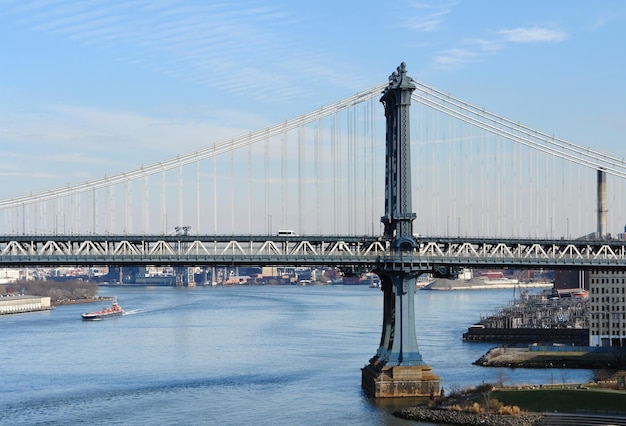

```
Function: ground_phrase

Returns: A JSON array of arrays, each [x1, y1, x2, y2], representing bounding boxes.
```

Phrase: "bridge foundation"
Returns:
[[362, 63, 439, 397], [362, 362, 440, 398], [361, 270, 440, 397]]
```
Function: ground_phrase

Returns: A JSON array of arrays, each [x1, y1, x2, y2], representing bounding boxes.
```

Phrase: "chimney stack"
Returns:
[[597, 169, 607, 238]]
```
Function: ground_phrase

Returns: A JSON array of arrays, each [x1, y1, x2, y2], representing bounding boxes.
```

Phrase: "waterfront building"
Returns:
[[0, 268, 21, 284], [0, 294, 52, 315], [554, 269, 589, 290], [589, 269, 626, 347]]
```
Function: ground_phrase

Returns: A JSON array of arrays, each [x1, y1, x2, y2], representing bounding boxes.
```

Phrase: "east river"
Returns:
[[1, 285, 593, 425]]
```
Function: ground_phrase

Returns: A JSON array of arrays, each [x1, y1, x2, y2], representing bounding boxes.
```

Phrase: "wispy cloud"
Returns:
[[586, 9, 626, 31], [0, 102, 263, 186], [433, 47, 481, 68], [403, 0, 459, 32], [498, 27, 567, 43], [434, 26, 568, 70], [3, 0, 357, 103]]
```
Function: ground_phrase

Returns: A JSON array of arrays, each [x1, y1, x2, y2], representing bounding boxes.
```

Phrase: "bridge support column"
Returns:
[[361, 270, 439, 397], [362, 63, 439, 397]]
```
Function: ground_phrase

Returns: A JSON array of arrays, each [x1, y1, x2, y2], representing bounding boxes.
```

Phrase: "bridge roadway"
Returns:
[[1, 234, 626, 272]]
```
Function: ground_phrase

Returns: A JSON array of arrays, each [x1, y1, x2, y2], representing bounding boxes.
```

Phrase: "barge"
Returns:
[[82, 299, 124, 320]]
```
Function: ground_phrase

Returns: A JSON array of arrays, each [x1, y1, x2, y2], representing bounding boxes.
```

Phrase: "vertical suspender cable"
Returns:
[[264, 135, 269, 234], [429, 105, 436, 235], [144, 174, 149, 234], [281, 129, 287, 230], [161, 168, 166, 234], [567, 159, 571, 237], [481, 131, 486, 236], [213, 145, 217, 234], [430, 109, 436, 235], [496, 134, 501, 237], [178, 161, 183, 231], [231, 142, 235, 234], [541, 151, 552, 238], [298, 122, 303, 234], [451, 116, 456, 236], [533, 149, 538, 237], [248, 141, 252, 234], [354, 105, 360, 234], [528, 144, 533, 237], [124, 180, 133, 233], [347, 108, 353, 234], [336, 114, 342, 233], [196, 159, 200, 235], [361, 103, 367, 235], [368, 98, 372, 235], [315, 117, 320, 234], [468, 118, 473, 237], [447, 116, 452, 236], [92, 186, 96, 235], [39, 198, 45, 234], [552, 154, 556, 237], [352, 107, 357, 234], [349, 107, 354, 234], [417, 102, 424, 235], [511, 135, 516, 237], [76, 192, 81, 234], [331, 114, 337, 235], [124, 181, 130, 234], [108, 184, 113, 234]]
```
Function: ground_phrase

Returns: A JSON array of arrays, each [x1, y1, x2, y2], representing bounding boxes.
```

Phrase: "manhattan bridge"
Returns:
[[2, 63, 626, 396], [1, 66, 625, 271]]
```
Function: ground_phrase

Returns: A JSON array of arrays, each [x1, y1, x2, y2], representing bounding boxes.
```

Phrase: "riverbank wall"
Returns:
[[463, 327, 589, 346]]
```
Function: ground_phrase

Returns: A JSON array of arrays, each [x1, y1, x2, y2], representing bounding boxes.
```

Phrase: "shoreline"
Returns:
[[474, 346, 626, 369], [54, 296, 115, 306], [394, 406, 544, 426]]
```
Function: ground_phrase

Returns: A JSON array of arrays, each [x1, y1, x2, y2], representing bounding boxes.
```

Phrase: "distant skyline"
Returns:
[[1, 0, 626, 199]]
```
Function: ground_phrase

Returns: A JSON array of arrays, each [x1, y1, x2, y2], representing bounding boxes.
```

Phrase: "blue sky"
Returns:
[[1, 0, 626, 199]]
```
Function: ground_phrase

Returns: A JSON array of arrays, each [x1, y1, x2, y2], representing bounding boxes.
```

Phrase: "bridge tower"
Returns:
[[361, 63, 440, 397]]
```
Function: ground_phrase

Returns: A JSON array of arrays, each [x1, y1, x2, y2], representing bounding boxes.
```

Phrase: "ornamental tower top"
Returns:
[[380, 62, 417, 251]]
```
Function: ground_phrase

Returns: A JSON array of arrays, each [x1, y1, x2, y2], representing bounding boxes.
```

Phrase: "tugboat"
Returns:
[[82, 299, 124, 320]]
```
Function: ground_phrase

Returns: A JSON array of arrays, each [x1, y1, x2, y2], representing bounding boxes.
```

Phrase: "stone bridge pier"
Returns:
[[361, 63, 440, 398]]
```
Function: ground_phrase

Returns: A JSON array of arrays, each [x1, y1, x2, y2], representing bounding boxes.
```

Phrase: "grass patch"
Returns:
[[492, 388, 626, 413]]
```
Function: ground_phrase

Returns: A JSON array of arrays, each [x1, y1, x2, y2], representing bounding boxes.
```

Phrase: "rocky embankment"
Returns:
[[394, 406, 544, 425], [474, 346, 626, 369]]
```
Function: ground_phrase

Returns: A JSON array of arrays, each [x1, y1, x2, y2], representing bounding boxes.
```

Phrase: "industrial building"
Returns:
[[589, 269, 626, 347]]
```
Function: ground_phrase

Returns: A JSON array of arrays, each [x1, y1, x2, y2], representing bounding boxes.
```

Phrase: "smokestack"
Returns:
[[597, 168, 607, 238]]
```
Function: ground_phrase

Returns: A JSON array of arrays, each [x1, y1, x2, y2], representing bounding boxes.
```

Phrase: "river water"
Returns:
[[1, 285, 593, 425]]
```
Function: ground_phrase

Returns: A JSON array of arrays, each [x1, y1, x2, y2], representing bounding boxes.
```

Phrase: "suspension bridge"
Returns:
[[2, 63, 626, 397], [1, 66, 626, 269]]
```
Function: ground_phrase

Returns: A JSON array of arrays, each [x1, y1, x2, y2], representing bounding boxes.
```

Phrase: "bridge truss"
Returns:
[[2, 234, 626, 271]]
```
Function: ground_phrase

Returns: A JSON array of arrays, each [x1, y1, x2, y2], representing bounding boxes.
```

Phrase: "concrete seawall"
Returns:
[[463, 327, 589, 346]]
